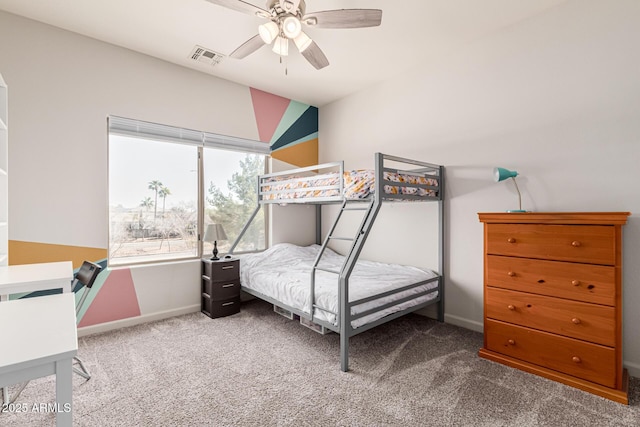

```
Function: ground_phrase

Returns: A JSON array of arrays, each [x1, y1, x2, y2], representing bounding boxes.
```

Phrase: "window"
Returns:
[[203, 149, 266, 257], [108, 117, 269, 265]]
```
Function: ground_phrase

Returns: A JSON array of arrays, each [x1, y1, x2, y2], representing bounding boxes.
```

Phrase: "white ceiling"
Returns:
[[0, 0, 568, 106]]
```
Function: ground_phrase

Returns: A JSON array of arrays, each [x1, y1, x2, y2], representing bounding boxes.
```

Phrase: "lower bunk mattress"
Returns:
[[239, 243, 439, 329]]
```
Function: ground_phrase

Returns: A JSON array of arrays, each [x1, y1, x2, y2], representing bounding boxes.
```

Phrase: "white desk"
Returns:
[[0, 293, 77, 426], [0, 261, 73, 300]]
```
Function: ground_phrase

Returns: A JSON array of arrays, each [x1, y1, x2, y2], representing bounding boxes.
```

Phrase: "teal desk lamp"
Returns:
[[494, 167, 526, 213]]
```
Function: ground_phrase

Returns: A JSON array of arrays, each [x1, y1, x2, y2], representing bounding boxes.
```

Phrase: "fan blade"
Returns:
[[302, 9, 382, 29], [301, 41, 329, 70], [205, 0, 271, 19], [230, 35, 265, 59]]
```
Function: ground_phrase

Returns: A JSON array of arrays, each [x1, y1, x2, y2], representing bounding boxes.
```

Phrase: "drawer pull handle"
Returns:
[[571, 240, 581, 247], [507, 238, 516, 243], [507, 339, 515, 345], [222, 302, 235, 306], [507, 305, 515, 311], [572, 356, 581, 363], [537, 279, 545, 284], [572, 317, 581, 324], [572, 280, 580, 286], [222, 284, 235, 288], [222, 266, 234, 270], [507, 271, 515, 277]]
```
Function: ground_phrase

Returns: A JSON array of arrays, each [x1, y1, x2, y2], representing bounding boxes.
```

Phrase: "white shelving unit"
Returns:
[[0, 73, 8, 266]]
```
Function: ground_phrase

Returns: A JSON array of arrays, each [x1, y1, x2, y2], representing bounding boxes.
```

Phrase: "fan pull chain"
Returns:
[[279, 55, 288, 76]]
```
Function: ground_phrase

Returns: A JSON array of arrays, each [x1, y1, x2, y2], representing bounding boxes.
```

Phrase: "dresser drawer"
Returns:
[[485, 319, 616, 388], [486, 224, 616, 264], [202, 295, 240, 319], [202, 278, 241, 300], [486, 255, 616, 306], [486, 288, 616, 346], [202, 259, 239, 281]]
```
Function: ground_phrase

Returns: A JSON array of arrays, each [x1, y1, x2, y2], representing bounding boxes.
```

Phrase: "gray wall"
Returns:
[[319, 0, 640, 375]]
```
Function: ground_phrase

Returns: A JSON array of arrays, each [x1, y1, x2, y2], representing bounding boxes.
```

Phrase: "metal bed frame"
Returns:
[[229, 152, 445, 372]]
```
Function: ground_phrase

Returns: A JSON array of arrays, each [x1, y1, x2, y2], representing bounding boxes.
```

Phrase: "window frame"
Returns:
[[107, 116, 270, 267]]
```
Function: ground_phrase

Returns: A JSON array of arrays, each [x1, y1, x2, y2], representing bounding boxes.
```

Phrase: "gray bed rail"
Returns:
[[229, 153, 445, 372]]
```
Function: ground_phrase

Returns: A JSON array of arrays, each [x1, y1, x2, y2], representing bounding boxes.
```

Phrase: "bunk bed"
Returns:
[[229, 153, 445, 372]]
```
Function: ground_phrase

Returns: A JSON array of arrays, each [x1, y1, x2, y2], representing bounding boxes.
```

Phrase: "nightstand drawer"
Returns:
[[202, 278, 240, 300], [486, 255, 616, 306], [486, 224, 616, 264], [202, 296, 240, 319], [485, 319, 616, 388], [202, 259, 239, 281], [486, 288, 616, 346]]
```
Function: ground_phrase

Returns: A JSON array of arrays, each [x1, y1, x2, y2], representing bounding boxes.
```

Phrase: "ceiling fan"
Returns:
[[205, 0, 382, 70]]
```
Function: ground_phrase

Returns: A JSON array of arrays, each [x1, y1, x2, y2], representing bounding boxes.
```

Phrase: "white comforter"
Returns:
[[239, 243, 439, 329]]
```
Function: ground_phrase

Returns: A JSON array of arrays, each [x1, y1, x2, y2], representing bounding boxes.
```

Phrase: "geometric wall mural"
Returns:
[[8, 88, 318, 329], [77, 266, 141, 327], [250, 87, 318, 167]]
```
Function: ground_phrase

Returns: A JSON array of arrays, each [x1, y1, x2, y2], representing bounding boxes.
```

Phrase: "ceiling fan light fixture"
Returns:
[[258, 21, 279, 44], [282, 15, 302, 38], [272, 36, 289, 56], [293, 31, 312, 52]]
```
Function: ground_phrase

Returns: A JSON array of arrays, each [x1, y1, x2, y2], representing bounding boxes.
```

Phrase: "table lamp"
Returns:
[[494, 167, 526, 213], [203, 224, 227, 260]]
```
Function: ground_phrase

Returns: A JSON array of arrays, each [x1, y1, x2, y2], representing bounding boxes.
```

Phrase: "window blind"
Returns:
[[108, 116, 270, 155]]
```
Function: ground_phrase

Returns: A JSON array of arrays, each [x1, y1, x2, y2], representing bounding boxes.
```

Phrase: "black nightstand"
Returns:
[[201, 258, 240, 318]]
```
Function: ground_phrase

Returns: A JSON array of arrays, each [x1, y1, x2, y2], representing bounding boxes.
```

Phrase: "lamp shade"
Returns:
[[258, 21, 279, 44], [272, 36, 289, 56], [282, 15, 302, 39], [203, 224, 227, 242], [293, 31, 312, 52], [494, 167, 518, 182]]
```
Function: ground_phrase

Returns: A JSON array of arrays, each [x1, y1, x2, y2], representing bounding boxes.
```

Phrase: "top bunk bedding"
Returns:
[[261, 169, 439, 203], [239, 243, 440, 329]]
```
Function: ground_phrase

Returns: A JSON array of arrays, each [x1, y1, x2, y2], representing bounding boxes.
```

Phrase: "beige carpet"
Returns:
[[2, 299, 639, 426]]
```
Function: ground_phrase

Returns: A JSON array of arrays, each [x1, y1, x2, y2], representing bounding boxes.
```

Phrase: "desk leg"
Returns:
[[2, 387, 8, 404], [55, 358, 73, 427]]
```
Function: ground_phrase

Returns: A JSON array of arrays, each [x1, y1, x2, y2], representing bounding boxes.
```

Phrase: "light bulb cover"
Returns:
[[272, 36, 289, 56], [282, 15, 302, 38], [494, 167, 518, 182], [259, 21, 279, 44], [293, 31, 312, 52]]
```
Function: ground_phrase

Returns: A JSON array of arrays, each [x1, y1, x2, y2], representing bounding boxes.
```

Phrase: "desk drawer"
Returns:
[[486, 255, 616, 306], [486, 288, 616, 346], [486, 224, 616, 264], [485, 319, 616, 388]]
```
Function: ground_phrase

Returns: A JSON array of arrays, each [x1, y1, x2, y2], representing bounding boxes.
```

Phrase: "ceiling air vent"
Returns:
[[190, 46, 225, 66]]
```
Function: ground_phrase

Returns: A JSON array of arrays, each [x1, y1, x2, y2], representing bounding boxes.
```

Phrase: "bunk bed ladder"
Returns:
[[310, 198, 376, 306], [309, 196, 381, 371]]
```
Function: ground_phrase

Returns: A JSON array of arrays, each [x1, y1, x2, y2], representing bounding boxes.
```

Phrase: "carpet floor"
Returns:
[[2, 299, 639, 426]]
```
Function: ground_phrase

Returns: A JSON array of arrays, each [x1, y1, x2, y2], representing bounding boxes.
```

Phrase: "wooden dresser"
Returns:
[[478, 212, 630, 404]]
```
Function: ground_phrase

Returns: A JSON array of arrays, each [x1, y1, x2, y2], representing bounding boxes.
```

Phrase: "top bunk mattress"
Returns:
[[261, 169, 439, 202], [239, 243, 439, 329]]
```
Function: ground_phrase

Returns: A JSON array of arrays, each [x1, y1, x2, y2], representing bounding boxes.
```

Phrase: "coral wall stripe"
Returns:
[[249, 87, 291, 143], [77, 268, 141, 327], [271, 138, 319, 167], [271, 106, 319, 151], [8, 240, 107, 269], [75, 270, 108, 322], [270, 101, 310, 144]]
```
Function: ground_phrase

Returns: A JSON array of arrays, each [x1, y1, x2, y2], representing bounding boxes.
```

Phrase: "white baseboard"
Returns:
[[624, 360, 640, 378], [77, 304, 201, 337], [444, 313, 483, 333]]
